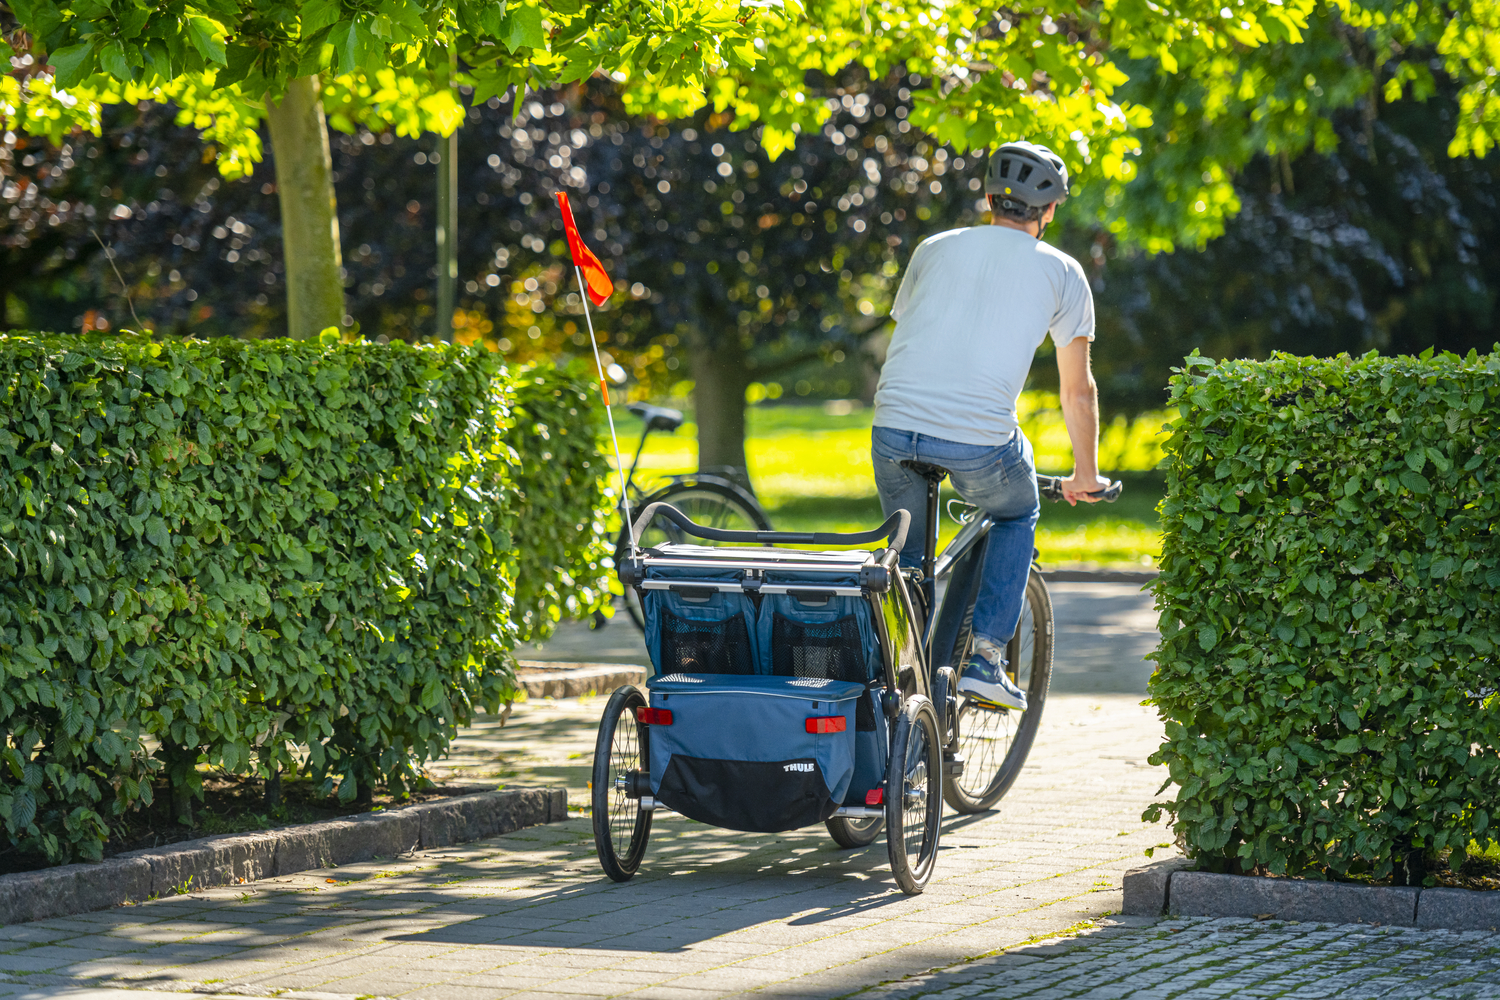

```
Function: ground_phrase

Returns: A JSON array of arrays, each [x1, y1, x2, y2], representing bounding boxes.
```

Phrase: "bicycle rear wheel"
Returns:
[[617, 481, 771, 630], [941, 569, 1053, 813]]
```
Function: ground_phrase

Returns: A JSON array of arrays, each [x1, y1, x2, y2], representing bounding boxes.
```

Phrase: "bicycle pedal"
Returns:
[[969, 697, 1013, 712]]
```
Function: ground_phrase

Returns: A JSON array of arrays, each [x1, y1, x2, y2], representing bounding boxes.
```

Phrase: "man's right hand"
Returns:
[[1060, 473, 1112, 506]]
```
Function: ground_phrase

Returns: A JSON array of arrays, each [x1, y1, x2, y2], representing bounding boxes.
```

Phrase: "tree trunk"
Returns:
[[263, 763, 282, 810], [264, 75, 345, 340], [690, 333, 751, 485], [435, 129, 457, 341], [435, 45, 459, 341]]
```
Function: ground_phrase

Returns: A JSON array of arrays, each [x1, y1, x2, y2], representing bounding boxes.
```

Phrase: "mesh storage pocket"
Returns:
[[642, 579, 759, 678], [770, 613, 867, 683], [660, 607, 755, 675]]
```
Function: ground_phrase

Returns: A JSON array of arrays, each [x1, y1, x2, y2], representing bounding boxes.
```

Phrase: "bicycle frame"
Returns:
[[620, 422, 654, 500], [917, 472, 1120, 668], [906, 470, 999, 667]]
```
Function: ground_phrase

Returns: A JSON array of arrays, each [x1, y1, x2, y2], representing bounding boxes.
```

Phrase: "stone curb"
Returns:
[[0, 786, 566, 927], [1122, 858, 1500, 930], [514, 661, 647, 699], [1041, 568, 1158, 584]]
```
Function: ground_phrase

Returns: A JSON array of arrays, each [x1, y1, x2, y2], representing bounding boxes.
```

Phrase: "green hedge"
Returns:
[[1147, 349, 1500, 882], [507, 365, 612, 641], [0, 333, 608, 863]]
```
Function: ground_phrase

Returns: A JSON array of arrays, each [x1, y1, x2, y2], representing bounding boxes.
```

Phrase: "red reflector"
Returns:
[[806, 716, 846, 734], [635, 707, 673, 726], [865, 788, 884, 806]]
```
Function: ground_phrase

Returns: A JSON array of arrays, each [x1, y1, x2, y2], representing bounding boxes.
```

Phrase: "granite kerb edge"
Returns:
[[1140, 867, 1499, 931], [0, 786, 566, 926]]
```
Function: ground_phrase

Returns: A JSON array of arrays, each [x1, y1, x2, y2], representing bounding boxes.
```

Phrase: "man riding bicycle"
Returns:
[[872, 140, 1109, 712]]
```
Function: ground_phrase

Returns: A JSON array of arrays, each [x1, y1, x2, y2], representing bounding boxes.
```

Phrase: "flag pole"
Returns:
[[575, 265, 636, 552]]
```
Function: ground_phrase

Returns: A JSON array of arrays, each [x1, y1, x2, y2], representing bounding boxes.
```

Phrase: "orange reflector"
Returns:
[[865, 788, 884, 806], [806, 716, 846, 734], [599, 378, 611, 406], [635, 707, 673, 726]]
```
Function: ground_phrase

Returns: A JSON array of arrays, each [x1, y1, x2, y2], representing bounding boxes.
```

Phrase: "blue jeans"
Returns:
[[871, 426, 1040, 648]]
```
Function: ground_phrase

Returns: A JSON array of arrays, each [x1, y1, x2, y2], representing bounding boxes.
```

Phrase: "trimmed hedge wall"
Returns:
[[0, 333, 608, 863], [507, 365, 612, 641], [1147, 349, 1500, 883]]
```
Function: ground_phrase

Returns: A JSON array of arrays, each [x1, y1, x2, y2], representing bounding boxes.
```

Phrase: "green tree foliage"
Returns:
[[1147, 349, 1500, 882], [10, 9, 1500, 429], [0, 105, 220, 331], [1063, 50, 1500, 414], [0, 334, 607, 863], [2, 0, 1497, 344]]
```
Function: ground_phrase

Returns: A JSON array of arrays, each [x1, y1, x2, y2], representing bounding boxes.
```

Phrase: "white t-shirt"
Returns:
[[873, 226, 1095, 446]]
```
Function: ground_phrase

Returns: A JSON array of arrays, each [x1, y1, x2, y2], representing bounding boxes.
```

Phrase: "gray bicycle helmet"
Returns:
[[984, 140, 1069, 214]]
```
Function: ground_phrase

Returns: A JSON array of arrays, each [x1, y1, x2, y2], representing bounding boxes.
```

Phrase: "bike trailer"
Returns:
[[598, 501, 947, 896], [645, 673, 864, 831], [636, 543, 896, 815]]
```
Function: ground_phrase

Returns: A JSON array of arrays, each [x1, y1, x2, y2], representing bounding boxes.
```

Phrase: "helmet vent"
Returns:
[[1017, 164, 1033, 183], [1037, 179, 1053, 190], [997, 159, 1011, 178]]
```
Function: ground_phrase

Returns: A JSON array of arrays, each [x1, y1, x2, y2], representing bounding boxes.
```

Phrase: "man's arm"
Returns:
[[1056, 337, 1111, 505]]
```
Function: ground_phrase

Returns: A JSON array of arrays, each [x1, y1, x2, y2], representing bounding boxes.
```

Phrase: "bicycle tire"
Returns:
[[826, 813, 884, 848], [941, 569, 1054, 814], [617, 481, 771, 631], [591, 686, 653, 881], [886, 695, 944, 894]]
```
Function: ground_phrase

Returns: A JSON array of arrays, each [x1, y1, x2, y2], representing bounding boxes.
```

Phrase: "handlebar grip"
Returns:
[[1036, 475, 1124, 503]]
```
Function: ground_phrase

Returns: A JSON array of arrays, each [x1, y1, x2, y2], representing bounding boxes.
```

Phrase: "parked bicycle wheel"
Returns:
[[942, 569, 1054, 813], [591, 686, 653, 882], [886, 695, 943, 894], [617, 480, 771, 630]]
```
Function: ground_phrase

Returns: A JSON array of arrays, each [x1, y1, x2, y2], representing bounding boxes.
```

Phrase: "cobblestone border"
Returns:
[[1123, 858, 1500, 930], [0, 787, 566, 927]]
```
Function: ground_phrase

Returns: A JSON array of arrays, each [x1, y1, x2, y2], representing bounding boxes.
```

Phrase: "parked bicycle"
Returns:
[[611, 402, 773, 630]]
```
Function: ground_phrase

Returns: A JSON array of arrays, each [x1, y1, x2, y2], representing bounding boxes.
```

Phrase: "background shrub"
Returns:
[[507, 365, 612, 641], [1147, 349, 1500, 883], [0, 333, 608, 864]]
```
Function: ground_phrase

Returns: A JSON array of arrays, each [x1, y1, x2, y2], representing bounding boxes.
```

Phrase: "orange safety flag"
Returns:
[[556, 191, 614, 307]]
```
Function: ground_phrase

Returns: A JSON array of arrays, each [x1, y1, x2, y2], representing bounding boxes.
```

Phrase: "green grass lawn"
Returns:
[[606, 394, 1167, 569]]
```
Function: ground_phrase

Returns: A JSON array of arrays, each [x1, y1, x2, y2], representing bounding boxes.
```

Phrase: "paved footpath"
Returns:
[[3, 582, 1492, 1000], [868, 917, 1500, 999]]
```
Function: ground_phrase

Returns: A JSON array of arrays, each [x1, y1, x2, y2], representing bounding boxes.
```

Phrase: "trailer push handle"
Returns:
[[630, 502, 910, 555]]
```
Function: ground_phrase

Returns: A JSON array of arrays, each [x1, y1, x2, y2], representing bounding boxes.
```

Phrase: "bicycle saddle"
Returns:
[[628, 402, 685, 432], [899, 460, 949, 483]]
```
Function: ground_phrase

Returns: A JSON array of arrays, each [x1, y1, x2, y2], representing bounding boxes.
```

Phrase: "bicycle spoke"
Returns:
[[903, 724, 929, 868], [610, 718, 640, 858]]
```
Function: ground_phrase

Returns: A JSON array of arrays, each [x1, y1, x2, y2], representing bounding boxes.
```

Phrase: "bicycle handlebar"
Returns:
[[631, 502, 910, 553], [1037, 475, 1124, 503]]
